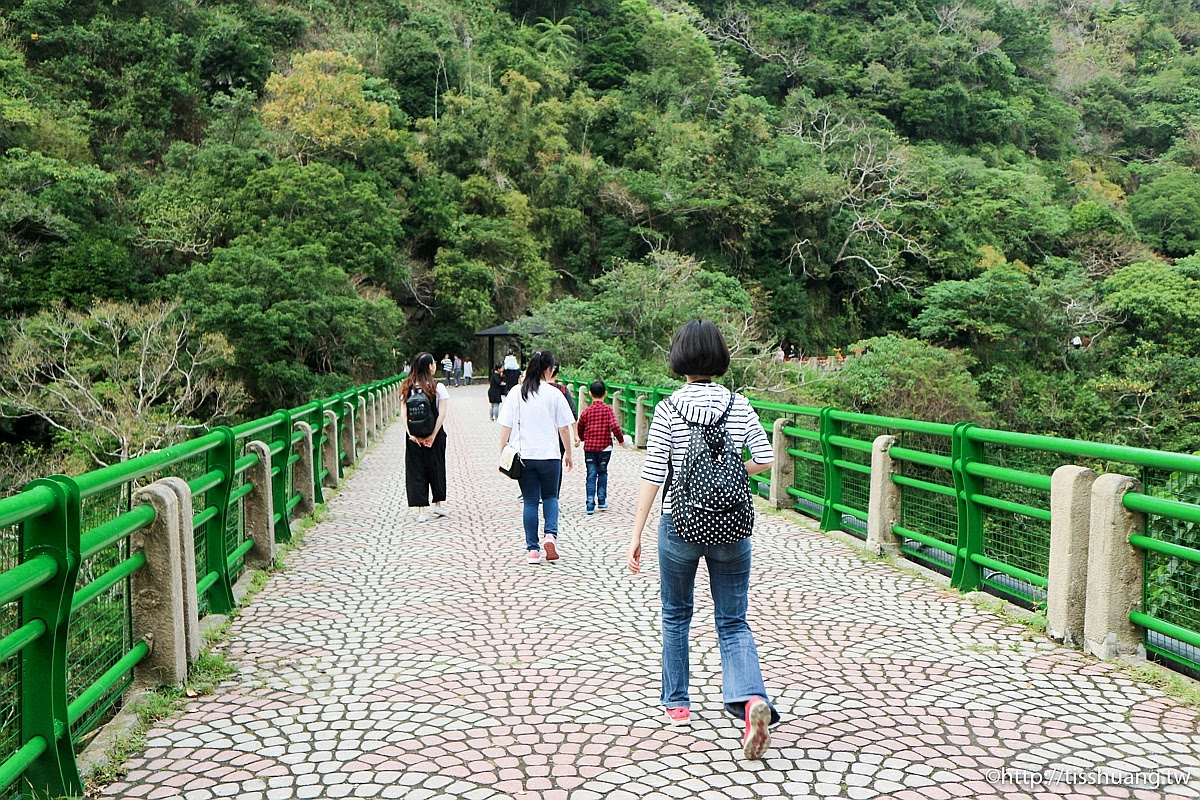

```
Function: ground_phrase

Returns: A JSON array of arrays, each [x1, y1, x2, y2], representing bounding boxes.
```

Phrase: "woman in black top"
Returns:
[[488, 364, 504, 421]]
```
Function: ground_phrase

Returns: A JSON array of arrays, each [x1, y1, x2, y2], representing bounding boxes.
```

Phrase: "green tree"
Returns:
[[803, 335, 990, 423], [261, 51, 397, 164], [1128, 166, 1200, 256]]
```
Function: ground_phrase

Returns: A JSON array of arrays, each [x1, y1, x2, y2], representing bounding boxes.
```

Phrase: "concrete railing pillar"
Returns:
[[243, 441, 276, 570], [578, 386, 588, 416], [369, 392, 379, 437], [768, 417, 795, 510], [130, 483, 186, 688], [356, 397, 368, 449], [292, 422, 316, 519], [321, 411, 340, 489], [612, 395, 622, 433], [1083, 473, 1146, 660], [866, 435, 902, 557], [157, 477, 199, 665], [635, 397, 649, 449], [341, 402, 357, 466], [1047, 465, 1098, 647]]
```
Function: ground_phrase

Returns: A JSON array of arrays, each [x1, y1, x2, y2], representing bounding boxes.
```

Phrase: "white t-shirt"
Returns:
[[464, 361, 473, 379], [503, 354, 520, 371], [499, 382, 575, 459]]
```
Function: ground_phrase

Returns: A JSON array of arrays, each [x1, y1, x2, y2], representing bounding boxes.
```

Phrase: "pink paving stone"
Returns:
[[525, 778, 553, 791], [146, 787, 183, 799]]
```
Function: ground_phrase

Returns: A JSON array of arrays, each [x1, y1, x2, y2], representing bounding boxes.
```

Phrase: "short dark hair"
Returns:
[[589, 380, 607, 398], [668, 319, 730, 377]]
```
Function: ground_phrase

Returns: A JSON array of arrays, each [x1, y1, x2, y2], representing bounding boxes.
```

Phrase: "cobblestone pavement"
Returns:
[[103, 385, 1200, 800]]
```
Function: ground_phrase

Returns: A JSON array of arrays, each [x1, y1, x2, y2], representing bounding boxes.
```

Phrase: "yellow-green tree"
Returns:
[[261, 51, 395, 163]]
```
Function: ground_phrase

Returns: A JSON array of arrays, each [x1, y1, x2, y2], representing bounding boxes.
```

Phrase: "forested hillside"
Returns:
[[2, 0, 1199, 483]]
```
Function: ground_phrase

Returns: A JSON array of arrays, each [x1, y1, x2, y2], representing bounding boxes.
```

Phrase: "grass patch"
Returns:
[[1120, 662, 1200, 708], [82, 653, 238, 794]]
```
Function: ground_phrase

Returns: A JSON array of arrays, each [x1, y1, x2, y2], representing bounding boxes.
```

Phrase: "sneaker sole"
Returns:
[[664, 711, 691, 728], [743, 701, 771, 759], [544, 540, 559, 561]]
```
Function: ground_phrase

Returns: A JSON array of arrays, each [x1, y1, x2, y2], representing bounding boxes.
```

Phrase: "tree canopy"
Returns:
[[4, 0, 1200, 469]]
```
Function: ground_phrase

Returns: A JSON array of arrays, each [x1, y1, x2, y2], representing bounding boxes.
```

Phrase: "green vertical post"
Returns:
[[21, 476, 83, 798], [204, 427, 237, 614], [624, 385, 634, 436], [819, 407, 842, 531], [950, 422, 984, 590], [306, 402, 325, 506], [271, 410, 293, 544]]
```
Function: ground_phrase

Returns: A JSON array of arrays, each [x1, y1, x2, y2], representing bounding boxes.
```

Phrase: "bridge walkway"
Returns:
[[102, 385, 1200, 800]]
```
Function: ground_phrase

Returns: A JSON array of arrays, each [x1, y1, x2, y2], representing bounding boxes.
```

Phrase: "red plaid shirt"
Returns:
[[577, 400, 625, 451]]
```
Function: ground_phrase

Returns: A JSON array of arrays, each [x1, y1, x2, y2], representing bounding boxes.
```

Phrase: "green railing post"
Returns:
[[951, 422, 984, 591], [21, 476, 83, 799], [271, 410, 293, 544], [818, 407, 842, 531], [306, 403, 326, 506], [203, 427, 237, 615], [628, 383, 638, 434]]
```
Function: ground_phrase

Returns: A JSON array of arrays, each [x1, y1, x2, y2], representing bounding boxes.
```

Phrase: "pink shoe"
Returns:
[[543, 537, 559, 561], [742, 697, 771, 759], [664, 706, 691, 727], [527, 550, 541, 565]]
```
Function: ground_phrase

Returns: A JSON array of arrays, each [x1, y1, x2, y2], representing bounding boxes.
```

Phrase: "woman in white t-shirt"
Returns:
[[498, 350, 575, 565], [400, 352, 450, 522]]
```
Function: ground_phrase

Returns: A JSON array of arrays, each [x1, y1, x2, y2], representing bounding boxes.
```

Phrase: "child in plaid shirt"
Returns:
[[576, 380, 627, 514]]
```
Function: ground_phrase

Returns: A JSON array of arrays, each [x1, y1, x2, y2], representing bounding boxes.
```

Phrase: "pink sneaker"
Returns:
[[742, 697, 771, 759], [543, 537, 559, 561], [527, 550, 541, 565], [664, 707, 691, 727]]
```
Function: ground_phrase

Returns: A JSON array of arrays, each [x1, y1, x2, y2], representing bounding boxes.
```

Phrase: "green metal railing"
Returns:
[[579, 377, 1200, 676], [0, 377, 400, 799]]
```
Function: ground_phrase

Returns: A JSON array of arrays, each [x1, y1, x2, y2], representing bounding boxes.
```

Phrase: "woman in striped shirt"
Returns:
[[626, 319, 780, 760]]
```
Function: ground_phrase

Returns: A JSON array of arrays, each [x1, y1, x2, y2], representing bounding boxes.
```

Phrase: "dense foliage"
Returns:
[[3, 0, 1200, 472]]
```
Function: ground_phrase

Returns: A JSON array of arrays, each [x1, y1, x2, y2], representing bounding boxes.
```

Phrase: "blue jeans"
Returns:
[[584, 450, 612, 511], [518, 459, 561, 551], [658, 514, 779, 722]]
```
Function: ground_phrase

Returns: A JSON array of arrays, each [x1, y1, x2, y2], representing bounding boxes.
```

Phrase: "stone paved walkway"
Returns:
[[103, 385, 1200, 800]]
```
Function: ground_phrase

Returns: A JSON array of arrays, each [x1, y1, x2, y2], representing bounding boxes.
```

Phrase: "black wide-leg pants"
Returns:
[[405, 429, 447, 507]]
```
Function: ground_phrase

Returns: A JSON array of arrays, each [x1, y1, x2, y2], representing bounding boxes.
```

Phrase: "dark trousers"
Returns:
[[405, 429, 447, 507]]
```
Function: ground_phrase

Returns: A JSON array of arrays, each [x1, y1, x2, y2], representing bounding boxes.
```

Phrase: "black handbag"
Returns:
[[499, 443, 523, 479], [498, 398, 523, 479]]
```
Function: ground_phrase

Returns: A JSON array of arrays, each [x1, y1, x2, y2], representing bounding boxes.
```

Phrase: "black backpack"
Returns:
[[663, 393, 754, 545], [406, 386, 437, 437]]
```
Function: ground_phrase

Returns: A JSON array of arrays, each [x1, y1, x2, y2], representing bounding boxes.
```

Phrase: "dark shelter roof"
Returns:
[[474, 322, 547, 337]]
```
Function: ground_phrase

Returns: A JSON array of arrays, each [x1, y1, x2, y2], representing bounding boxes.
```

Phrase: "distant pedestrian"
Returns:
[[498, 350, 574, 566], [441, 354, 453, 382], [401, 353, 449, 523], [464, 359, 473, 385], [453, 355, 463, 387], [576, 380, 625, 515], [488, 364, 504, 421], [626, 319, 779, 759]]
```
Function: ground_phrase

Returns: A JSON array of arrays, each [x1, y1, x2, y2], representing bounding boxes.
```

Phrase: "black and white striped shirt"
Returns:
[[640, 382, 774, 514]]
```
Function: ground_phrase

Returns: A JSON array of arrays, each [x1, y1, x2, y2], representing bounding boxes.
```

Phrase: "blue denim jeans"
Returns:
[[584, 450, 612, 511], [658, 514, 779, 722], [518, 459, 562, 551]]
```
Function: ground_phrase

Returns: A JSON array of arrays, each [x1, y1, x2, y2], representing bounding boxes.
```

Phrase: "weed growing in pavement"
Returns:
[[83, 652, 238, 795], [1120, 662, 1200, 707]]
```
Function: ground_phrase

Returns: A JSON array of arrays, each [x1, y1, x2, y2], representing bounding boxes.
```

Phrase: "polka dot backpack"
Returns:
[[662, 393, 754, 545]]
